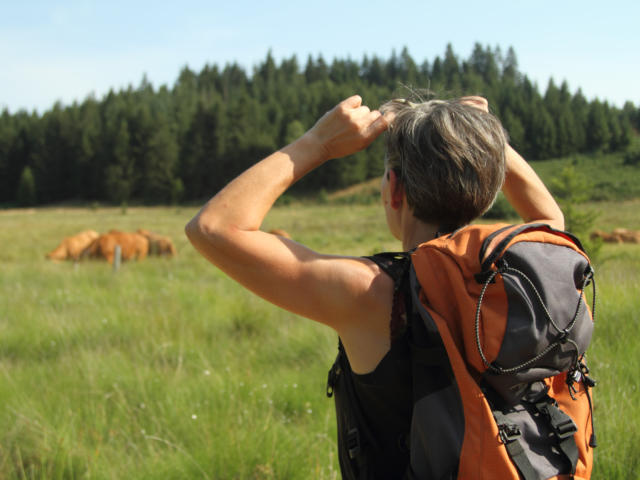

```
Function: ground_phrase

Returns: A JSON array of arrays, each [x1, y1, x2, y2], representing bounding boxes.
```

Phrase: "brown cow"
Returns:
[[612, 228, 640, 244], [84, 231, 149, 264], [590, 228, 640, 244], [268, 228, 292, 239], [137, 229, 177, 257], [46, 230, 100, 261], [590, 229, 622, 243]]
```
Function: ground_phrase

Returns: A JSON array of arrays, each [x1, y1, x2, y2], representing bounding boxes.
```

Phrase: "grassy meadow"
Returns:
[[0, 197, 639, 479]]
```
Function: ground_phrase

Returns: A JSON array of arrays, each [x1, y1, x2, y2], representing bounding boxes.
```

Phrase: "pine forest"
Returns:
[[2, 44, 638, 207]]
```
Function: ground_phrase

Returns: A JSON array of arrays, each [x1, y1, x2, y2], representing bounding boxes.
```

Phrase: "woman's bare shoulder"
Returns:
[[329, 256, 396, 373]]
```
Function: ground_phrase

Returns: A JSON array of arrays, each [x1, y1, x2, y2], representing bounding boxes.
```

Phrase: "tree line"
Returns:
[[2, 44, 638, 206]]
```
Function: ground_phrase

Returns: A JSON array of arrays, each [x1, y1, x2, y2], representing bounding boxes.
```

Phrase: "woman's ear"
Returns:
[[388, 169, 404, 209]]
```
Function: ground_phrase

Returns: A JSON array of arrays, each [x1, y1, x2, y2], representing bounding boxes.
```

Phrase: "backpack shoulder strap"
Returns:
[[478, 222, 586, 273]]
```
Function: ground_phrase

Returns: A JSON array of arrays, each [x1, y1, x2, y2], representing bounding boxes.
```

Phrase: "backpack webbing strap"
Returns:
[[477, 223, 586, 274], [535, 397, 579, 475], [492, 410, 538, 480], [328, 340, 381, 450], [479, 223, 547, 273], [327, 339, 380, 479]]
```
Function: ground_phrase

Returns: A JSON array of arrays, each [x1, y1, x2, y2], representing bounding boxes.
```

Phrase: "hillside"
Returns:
[[324, 148, 640, 205]]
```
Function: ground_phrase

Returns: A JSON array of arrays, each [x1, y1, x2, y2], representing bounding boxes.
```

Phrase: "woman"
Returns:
[[185, 94, 564, 477]]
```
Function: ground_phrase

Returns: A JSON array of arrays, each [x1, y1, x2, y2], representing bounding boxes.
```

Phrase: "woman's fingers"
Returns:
[[309, 96, 390, 160], [365, 110, 390, 138], [342, 94, 363, 109], [460, 96, 489, 112]]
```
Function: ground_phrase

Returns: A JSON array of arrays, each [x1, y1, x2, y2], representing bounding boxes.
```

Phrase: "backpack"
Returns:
[[328, 223, 596, 479]]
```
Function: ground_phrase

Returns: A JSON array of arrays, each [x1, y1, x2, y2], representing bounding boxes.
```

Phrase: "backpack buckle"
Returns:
[[326, 361, 341, 398], [553, 417, 578, 440], [347, 427, 360, 459], [498, 423, 522, 444], [535, 400, 578, 440]]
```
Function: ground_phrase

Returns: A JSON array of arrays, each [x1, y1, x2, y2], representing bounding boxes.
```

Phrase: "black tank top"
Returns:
[[351, 332, 412, 478], [328, 252, 413, 479]]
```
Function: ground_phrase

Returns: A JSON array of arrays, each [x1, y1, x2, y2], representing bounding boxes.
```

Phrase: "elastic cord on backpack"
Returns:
[[474, 262, 593, 376], [585, 272, 598, 448], [474, 267, 501, 373], [571, 356, 598, 448], [584, 370, 597, 448]]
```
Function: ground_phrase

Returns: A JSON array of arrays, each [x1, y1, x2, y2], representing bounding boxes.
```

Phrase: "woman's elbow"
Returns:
[[185, 214, 216, 249], [184, 216, 201, 244], [185, 214, 236, 258], [546, 209, 565, 232]]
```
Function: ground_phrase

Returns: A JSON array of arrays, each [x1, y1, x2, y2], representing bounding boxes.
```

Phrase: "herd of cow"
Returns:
[[46, 229, 177, 264], [46, 228, 292, 265], [47, 226, 634, 265], [590, 228, 640, 244]]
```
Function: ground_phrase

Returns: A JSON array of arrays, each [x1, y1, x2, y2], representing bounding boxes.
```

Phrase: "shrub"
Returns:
[[550, 166, 601, 260], [316, 189, 329, 205], [623, 146, 640, 166]]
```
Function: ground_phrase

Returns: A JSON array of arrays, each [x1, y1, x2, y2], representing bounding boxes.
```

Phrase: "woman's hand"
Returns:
[[459, 95, 489, 113], [305, 95, 391, 161]]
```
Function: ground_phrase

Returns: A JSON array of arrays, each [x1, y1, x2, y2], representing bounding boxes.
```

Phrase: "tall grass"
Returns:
[[0, 203, 638, 478], [587, 245, 640, 478]]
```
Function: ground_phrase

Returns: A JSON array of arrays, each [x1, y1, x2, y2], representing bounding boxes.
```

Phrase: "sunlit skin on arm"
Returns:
[[185, 96, 395, 372], [501, 144, 564, 230]]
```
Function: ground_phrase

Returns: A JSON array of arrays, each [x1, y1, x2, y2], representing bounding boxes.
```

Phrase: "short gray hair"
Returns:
[[380, 98, 507, 231]]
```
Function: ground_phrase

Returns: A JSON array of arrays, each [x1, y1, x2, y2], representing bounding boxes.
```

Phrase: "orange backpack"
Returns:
[[408, 223, 596, 479]]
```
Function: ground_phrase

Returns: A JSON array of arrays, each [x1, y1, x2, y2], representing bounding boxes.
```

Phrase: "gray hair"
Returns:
[[380, 98, 507, 231]]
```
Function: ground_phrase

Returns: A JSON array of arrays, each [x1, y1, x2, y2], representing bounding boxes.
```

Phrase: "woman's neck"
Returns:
[[401, 215, 439, 251]]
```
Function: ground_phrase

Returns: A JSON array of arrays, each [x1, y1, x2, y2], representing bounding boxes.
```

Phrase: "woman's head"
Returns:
[[380, 97, 507, 231]]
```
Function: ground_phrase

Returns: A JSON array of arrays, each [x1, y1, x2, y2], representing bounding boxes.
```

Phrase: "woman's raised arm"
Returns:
[[501, 144, 565, 230], [185, 96, 392, 335]]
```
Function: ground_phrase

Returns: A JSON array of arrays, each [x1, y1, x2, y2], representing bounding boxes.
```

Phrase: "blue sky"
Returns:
[[2, 0, 638, 113]]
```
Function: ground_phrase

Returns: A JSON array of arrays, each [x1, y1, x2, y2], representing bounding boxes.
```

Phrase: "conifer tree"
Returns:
[[586, 100, 611, 151], [141, 116, 179, 203], [105, 119, 133, 204], [17, 165, 37, 206], [0, 111, 16, 203], [399, 47, 419, 87], [443, 43, 461, 92], [502, 47, 519, 82]]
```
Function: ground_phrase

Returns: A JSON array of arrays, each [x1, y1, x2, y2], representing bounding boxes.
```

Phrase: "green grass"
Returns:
[[531, 150, 640, 202], [0, 202, 638, 478]]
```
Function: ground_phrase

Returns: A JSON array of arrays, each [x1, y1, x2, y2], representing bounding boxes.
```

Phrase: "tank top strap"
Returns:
[[365, 252, 411, 287], [365, 252, 413, 342]]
